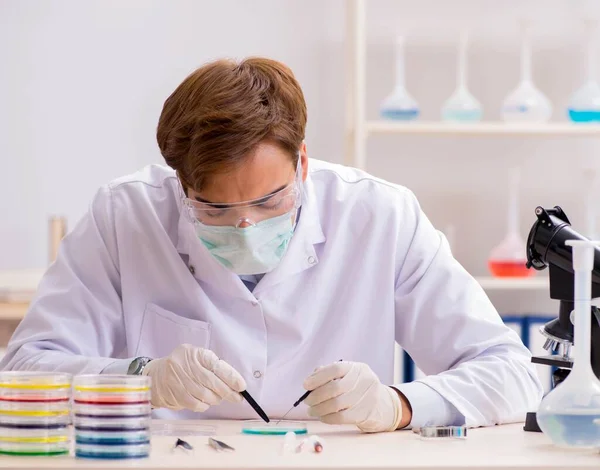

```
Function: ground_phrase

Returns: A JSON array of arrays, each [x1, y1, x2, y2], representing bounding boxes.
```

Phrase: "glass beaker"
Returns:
[[441, 31, 482, 122], [380, 36, 419, 121], [537, 241, 600, 448], [488, 167, 534, 277]]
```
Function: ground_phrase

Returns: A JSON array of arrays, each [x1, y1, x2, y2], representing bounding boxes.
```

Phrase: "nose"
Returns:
[[236, 217, 256, 229]]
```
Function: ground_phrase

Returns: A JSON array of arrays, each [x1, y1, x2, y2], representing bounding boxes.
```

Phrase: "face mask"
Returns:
[[195, 209, 296, 275]]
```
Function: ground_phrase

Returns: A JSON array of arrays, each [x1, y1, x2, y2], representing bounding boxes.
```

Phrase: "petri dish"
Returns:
[[151, 421, 215, 436], [0, 372, 71, 402], [0, 426, 69, 443], [0, 400, 70, 418], [73, 375, 151, 407], [0, 441, 70, 456], [74, 375, 150, 392], [75, 429, 150, 446], [73, 415, 150, 431], [0, 414, 71, 428], [75, 443, 150, 459], [73, 403, 151, 417], [241, 420, 307, 435], [73, 392, 150, 404]]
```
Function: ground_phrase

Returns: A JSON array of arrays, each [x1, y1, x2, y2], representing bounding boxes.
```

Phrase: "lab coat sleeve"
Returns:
[[0, 186, 127, 375], [392, 189, 543, 428]]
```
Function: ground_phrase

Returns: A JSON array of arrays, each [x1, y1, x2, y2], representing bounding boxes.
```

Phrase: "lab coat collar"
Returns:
[[253, 174, 326, 294], [175, 173, 326, 298]]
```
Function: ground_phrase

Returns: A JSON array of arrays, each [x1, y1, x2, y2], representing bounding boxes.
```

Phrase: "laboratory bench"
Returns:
[[0, 420, 597, 470]]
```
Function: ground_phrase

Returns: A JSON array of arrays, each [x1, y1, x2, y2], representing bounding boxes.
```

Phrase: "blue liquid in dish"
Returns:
[[568, 109, 600, 122], [537, 412, 600, 448], [442, 109, 482, 122], [75, 437, 150, 446], [75, 451, 149, 459], [380, 109, 419, 121]]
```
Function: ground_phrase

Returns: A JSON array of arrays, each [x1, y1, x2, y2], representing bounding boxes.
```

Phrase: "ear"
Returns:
[[300, 142, 309, 182]]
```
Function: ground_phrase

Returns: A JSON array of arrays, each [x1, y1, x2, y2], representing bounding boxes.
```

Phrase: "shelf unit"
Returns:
[[475, 276, 548, 291], [0, 303, 29, 321], [366, 121, 600, 137], [345, 1, 600, 170], [345, 1, 600, 289]]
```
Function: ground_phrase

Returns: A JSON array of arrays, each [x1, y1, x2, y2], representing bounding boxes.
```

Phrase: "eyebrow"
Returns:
[[194, 184, 288, 207]]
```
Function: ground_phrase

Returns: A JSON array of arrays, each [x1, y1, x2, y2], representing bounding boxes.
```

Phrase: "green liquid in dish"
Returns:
[[0, 449, 69, 456]]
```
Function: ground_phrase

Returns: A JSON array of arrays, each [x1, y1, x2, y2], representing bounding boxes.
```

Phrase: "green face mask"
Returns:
[[196, 209, 296, 275]]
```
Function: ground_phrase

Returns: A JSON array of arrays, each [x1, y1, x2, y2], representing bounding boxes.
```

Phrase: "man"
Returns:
[[1, 57, 542, 433]]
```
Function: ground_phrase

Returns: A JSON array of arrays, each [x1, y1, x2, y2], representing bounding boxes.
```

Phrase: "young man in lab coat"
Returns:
[[0, 58, 542, 432]]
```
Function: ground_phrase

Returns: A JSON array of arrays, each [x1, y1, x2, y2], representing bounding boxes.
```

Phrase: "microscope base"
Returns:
[[523, 411, 542, 432]]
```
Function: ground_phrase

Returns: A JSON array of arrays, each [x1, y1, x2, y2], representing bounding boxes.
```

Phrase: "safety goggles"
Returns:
[[182, 166, 302, 227]]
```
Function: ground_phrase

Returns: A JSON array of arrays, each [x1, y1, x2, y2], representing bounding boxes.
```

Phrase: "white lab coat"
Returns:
[[1, 159, 542, 427]]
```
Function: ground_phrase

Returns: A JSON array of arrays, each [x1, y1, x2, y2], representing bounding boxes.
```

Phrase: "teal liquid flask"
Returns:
[[568, 20, 600, 123], [380, 36, 419, 121], [442, 31, 482, 122]]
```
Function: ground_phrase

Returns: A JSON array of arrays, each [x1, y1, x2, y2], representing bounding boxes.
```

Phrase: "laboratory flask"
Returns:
[[501, 22, 552, 123], [568, 20, 600, 123], [441, 31, 482, 122], [488, 167, 534, 278], [537, 241, 600, 448], [380, 36, 419, 121]]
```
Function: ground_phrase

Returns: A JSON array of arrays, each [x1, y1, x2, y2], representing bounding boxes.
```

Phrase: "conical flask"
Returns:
[[537, 241, 600, 448], [488, 167, 534, 277], [442, 31, 482, 122], [568, 20, 600, 123], [380, 36, 420, 121], [501, 21, 552, 123]]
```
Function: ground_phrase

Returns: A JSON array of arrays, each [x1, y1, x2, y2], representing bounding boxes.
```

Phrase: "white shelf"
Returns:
[[475, 276, 549, 291], [367, 121, 600, 137], [0, 268, 44, 302]]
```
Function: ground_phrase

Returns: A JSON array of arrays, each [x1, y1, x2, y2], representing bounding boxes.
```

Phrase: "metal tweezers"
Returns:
[[208, 437, 235, 452]]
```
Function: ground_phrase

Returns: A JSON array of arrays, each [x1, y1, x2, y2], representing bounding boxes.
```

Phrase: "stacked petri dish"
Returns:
[[0, 372, 72, 456], [73, 375, 151, 459]]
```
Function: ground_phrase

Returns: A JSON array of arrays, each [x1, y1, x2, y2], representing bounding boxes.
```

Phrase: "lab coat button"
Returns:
[[189, 265, 195, 275], [251, 300, 259, 307], [253, 370, 262, 379], [308, 256, 316, 265]]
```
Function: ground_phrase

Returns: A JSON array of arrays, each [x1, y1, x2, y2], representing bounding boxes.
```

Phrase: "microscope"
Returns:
[[523, 206, 600, 432]]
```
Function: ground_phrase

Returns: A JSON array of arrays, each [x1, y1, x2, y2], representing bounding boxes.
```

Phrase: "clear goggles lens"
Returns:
[[183, 182, 301, 227]]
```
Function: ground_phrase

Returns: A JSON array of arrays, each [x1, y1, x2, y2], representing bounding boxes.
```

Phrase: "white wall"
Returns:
[[2, 0, 600, 315]]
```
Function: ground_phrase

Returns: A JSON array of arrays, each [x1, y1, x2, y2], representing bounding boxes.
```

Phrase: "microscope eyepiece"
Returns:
[[526, 206, 573, 272]]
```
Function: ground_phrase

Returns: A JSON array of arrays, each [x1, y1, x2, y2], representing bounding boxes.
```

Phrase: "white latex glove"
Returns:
[[303, 361, 403, 433], [143, 344, 246, 412]]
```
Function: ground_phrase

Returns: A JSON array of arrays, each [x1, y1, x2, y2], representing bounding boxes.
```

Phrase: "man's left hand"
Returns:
[[303, 361, 406, 433]]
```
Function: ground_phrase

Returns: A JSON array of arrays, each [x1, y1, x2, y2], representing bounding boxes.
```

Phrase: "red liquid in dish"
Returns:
[[74, 399, 150, 405], [0, 396, 69, 402], [488, 260, 534, 278]]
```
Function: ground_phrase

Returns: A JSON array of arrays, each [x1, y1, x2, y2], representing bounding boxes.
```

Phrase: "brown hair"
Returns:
[[157, 57, 307, 192]]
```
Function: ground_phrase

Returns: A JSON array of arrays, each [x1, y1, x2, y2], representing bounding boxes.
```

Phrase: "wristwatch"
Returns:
[[127, 357, 153, 376]]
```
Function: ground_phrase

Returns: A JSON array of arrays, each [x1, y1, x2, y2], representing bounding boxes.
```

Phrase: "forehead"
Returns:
[[191, 141, 296, 204]]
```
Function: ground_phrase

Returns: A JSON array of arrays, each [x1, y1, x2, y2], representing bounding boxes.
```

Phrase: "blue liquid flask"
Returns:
[[380, 36, 419, 121], [568, 21, 600, 123], [442, 31, 482, 122], [501, 22, 552, 123]]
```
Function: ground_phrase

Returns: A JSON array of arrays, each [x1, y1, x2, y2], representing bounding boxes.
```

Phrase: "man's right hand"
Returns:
[[143, 344, 246, 412]]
